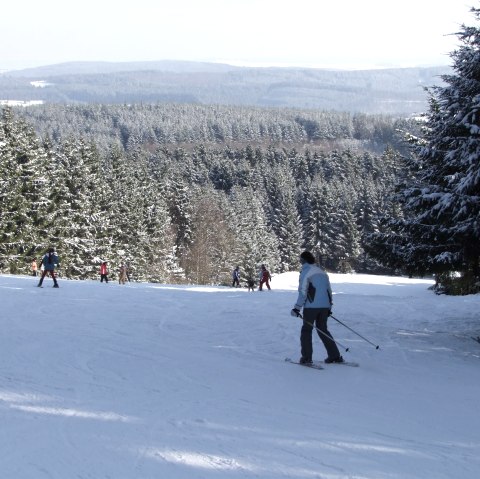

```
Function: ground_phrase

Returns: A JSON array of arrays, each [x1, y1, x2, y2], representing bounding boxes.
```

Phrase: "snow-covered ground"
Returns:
[[1, 272, 479, 479], [0, 100, 44, 107]]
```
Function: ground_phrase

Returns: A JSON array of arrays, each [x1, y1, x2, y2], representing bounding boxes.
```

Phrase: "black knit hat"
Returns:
[[300, 251, 315, 264]]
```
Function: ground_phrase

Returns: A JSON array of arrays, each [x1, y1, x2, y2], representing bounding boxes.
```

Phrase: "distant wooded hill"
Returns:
[[0, 60, 450, 115]]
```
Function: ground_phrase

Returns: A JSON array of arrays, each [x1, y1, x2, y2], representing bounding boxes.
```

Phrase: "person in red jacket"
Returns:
[[258, 264, 272, 291], [100, 262, 109, 283]]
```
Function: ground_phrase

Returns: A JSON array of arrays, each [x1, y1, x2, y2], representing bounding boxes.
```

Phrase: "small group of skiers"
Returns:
[[231, 264, 272, 291], [33, 246, 341, 364], [32, 251, 131, 286], [99, 261, 131, 284]]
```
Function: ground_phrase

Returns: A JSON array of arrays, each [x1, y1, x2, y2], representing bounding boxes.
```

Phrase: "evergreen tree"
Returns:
[[136, 158, 174, 282], [48, 138, 104, 278], [362, 147, 410, 274], [166, 176, 194, 266], [0, 108, 50, 273], [103, 146, 150, 279], [266, 167, 303, 272], [303, 176, 334, 266], [333, 193, 361, 272], [226, 186, 280, 280], [404, 9, 479, 282]]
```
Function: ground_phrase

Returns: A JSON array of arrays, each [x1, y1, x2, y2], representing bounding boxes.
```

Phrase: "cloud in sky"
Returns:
[[0, 0, 474, 70]]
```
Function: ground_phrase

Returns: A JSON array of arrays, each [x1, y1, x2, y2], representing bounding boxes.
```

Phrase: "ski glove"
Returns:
[[291, 308, 301, 317]]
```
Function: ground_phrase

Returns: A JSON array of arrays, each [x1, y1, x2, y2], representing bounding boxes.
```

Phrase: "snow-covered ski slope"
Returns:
[[1, 272, 479, 478]]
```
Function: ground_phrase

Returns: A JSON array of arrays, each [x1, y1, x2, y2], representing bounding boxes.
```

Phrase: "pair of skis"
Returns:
[[284, 357, 359, 370]]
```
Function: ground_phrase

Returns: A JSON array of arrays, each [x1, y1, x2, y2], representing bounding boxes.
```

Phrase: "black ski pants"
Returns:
[[38, 269, 58, 287], [301, 308, 340, 361]]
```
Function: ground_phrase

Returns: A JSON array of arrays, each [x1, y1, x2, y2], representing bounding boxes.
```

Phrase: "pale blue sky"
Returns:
[[0, 0, 474, 71]]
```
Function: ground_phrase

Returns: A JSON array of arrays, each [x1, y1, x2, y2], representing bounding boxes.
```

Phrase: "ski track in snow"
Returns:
[[0, 272, 479, 478]]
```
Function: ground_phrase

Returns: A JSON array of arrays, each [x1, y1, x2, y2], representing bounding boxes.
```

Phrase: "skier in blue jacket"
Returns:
[[232, 266, 240, 287], [37, 248, 60, 288], [291, 251, 343, 364]]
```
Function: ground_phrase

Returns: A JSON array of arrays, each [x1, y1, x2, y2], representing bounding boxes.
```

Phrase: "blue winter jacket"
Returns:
[[42, 252, 59, 271], [294, 263, 332, 310]]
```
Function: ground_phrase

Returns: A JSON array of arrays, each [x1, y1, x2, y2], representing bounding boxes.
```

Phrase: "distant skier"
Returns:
[[31, 258, 38, 277], [119, 263, 127, 284], [37, 248, 60, 288], [125, 262, 132, 282], [290, 251, 343, 364], [100, 261, 109, 283], [246, 277, 255, 292], [232, 266, 240, 287], [258, 264, 271, 291]]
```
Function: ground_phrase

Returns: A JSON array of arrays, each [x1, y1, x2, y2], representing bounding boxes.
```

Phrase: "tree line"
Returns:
[[0, 105, 402, 284], [16, 102, 413, 155]]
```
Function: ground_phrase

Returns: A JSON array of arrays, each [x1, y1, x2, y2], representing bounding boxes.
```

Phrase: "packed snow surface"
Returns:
[[1, 272, 479, 478]]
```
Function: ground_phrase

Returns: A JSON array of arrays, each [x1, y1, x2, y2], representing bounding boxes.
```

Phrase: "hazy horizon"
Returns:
[[0, 58, 455, 75], [0, 1, 473, 72]]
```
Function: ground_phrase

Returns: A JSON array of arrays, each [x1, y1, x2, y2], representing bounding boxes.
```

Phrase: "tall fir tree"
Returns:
[[103, 145, 151, 279], [265, 166, 303, 272], [419, 9, 480, 278], [0, 107, 50, 273], [226, 186, 280, 279], [48, 138, 105, 278], [367, 8, 480, 289], [135, 157, 174, 282]]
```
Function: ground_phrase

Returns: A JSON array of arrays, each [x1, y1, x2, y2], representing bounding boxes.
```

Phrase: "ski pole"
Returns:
[[329, 314, 380, 350], [298, 314, 350, 352]]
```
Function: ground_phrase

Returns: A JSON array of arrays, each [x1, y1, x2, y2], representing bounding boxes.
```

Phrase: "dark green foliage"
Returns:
[[0, 108, 50, 273], [0, 105, 403, 283], [366, 8, 480, 293], [432, 272, 480, 296]]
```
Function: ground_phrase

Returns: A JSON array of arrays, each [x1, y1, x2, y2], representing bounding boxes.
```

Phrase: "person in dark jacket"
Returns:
[[125, 262, 132, 282], [232, 266, 240, 287], [291, 251, 343, 364], [37, 248, 60, 288]]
